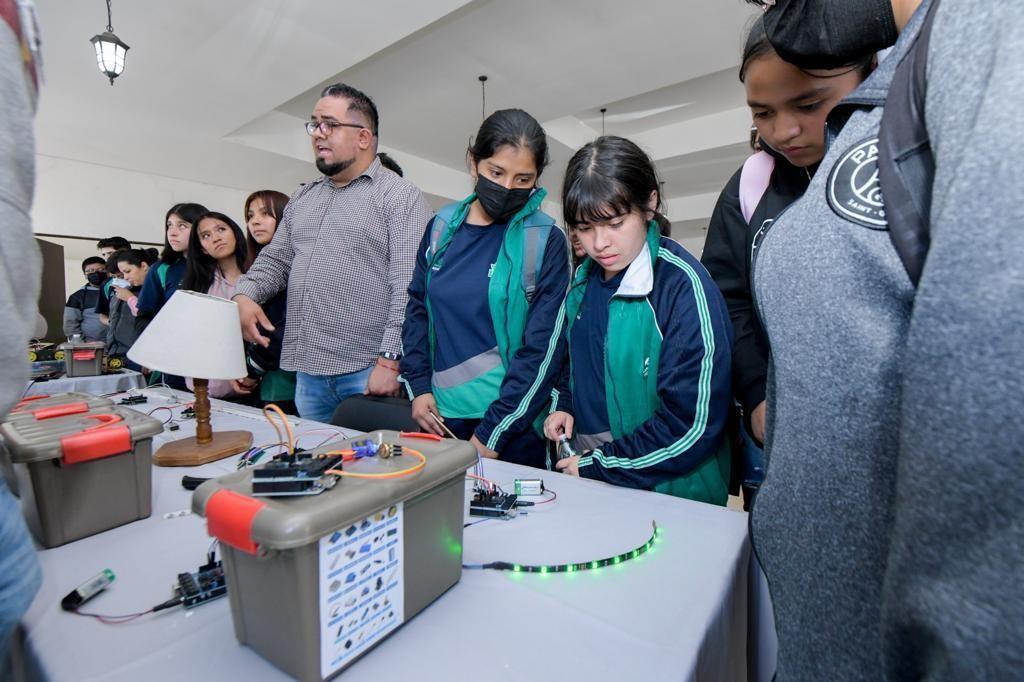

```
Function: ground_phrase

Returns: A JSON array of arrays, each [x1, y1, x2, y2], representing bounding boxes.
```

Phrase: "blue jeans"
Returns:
[[740, 420, 765, 488], [0, 477, 40, 676], [295, 368, 373, 423]]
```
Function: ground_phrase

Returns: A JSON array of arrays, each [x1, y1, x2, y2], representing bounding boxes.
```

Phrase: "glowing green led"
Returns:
[[566, 564, 574, 573], [540, 566, 548, 574], [632, 550, 639, 558], [613, 556, 621, 564], [591, 561, 599, 569], [513, 565, 521, 572]]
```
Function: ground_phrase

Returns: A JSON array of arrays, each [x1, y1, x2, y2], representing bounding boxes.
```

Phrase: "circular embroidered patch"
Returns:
[[827, 137, 888, 229]]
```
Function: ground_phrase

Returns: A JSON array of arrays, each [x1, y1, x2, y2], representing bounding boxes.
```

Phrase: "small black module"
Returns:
[[469, 490, 518, 518]]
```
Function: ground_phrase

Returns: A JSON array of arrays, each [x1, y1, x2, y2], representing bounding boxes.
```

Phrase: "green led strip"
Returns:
[[466, 521, 659, 573]]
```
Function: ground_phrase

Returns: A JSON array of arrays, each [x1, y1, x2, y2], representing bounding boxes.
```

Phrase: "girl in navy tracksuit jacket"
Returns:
[[546, 136, 733, 503]]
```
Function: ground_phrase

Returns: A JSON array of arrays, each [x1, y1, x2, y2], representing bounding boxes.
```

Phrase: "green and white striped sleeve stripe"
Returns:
[[582, 249, 715, 471], [486, 300, 567, 451]]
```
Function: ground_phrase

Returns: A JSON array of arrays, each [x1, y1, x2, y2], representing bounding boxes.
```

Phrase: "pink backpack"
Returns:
[[739, 151, 775, 224]]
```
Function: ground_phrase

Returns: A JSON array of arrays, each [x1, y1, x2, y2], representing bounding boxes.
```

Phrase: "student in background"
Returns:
[[102, 248, 157, 368], [568, 226, 586, 269], [700, 20, 873, 506], [181, 211, 249, 400], [231, 190, 297, 414], [92, 237, 131, 317], [63, 256, 108, 341], [96, 236, 131, 260], [545, 136, 733, 503], [400, 109, 569, 468], [376, 152, 403, 176], [135, 202, 206, 388]]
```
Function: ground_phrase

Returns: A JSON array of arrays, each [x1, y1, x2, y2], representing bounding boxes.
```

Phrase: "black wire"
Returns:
[[21, 377, 41, 399]]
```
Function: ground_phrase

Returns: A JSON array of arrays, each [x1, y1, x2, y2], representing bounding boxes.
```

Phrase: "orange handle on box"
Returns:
[[58, 414, 128, 465], [34, 402, 89, 420], [13, 395, 49, 411], [206, 489, 266, 555], [60, 427, 131, 465]]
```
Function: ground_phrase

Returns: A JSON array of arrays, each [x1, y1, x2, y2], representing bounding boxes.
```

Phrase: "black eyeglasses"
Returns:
[[305, 120, 366, 136]]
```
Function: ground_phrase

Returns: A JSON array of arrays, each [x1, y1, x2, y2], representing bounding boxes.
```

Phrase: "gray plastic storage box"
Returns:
[[193, 431, 476, 681], [57, 339, 106, 377], [11, 392, 114, 416], [0, 393, 163, 548]]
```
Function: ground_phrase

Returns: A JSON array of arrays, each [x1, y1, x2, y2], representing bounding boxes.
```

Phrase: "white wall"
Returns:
[[32, 154, 253, 245]]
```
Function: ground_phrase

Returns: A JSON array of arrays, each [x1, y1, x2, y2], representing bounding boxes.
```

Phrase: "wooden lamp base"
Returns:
[[152, 377, 253, 467], [153, 430, 253, 467]]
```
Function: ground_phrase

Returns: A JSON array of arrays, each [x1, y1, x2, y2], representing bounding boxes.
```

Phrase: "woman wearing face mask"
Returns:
[[544, 136, 733, 502], [181, 211, 250, 400], [102, 248, 157, 368], [135, 202, 206, 389], [229, 190, 297, 414], [700, 20, 873, 506], [400, 109, 569, 468]]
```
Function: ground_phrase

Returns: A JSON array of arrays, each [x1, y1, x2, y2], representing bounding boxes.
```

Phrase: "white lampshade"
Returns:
[[128, 291, 247, 380]]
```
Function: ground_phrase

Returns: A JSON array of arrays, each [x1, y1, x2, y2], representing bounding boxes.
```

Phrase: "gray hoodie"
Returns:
[[752, 0, 1023, 678], [0, 0, 43, 663]]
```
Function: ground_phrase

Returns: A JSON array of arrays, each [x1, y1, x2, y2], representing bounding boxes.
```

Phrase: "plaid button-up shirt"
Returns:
[[236, 158, 434, 376]]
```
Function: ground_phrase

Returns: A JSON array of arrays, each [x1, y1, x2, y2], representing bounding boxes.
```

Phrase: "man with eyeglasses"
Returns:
[[233, 83, 433, 422]]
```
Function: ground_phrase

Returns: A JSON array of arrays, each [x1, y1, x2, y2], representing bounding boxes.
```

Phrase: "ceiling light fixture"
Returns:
[[90, 0, 129, 86], [600, 107, 607, 136], [478, 75, 488, 121]]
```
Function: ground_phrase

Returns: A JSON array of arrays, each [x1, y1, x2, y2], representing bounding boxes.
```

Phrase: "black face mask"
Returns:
[[86, 271, 106, 286], [762, 0, 898, 71], [474, 175, 533, 224]]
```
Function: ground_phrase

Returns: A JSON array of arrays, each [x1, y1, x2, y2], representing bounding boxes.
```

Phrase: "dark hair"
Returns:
[[468, 109, 550, 179], [181, 212, 248, 294], [82, 256, 105, 271], [96, 236, 131, 251], [161, 202, 208, 263], [739, 17, 873, 82], [242, 190, 289, 269], [115, 248, 158, 268], [562, 135, 670, 235], [320, 83, 379, 136], [376, 152, 403, 176], [104, 252, 122, 275]]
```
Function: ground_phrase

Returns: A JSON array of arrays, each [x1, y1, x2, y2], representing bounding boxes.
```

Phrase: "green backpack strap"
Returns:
[[102, 279, 114, 299], [427, 202, 470, 261], [520, 211, 555, 303], [428, 201, 554, 303]]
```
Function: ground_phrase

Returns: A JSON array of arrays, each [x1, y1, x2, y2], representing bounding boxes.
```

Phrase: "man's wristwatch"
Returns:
[[379, 351, 402, 362]]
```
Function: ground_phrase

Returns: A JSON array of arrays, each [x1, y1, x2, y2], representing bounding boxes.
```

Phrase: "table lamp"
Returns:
[[128, 290, 253, 466]]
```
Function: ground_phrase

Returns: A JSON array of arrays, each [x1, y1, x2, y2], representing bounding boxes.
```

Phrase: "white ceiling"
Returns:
[[34, 0, 758, 242]]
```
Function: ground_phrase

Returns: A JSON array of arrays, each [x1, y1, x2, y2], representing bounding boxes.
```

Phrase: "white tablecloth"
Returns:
[[17, 388, 772, 681], [24, 370, 146, 397]]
